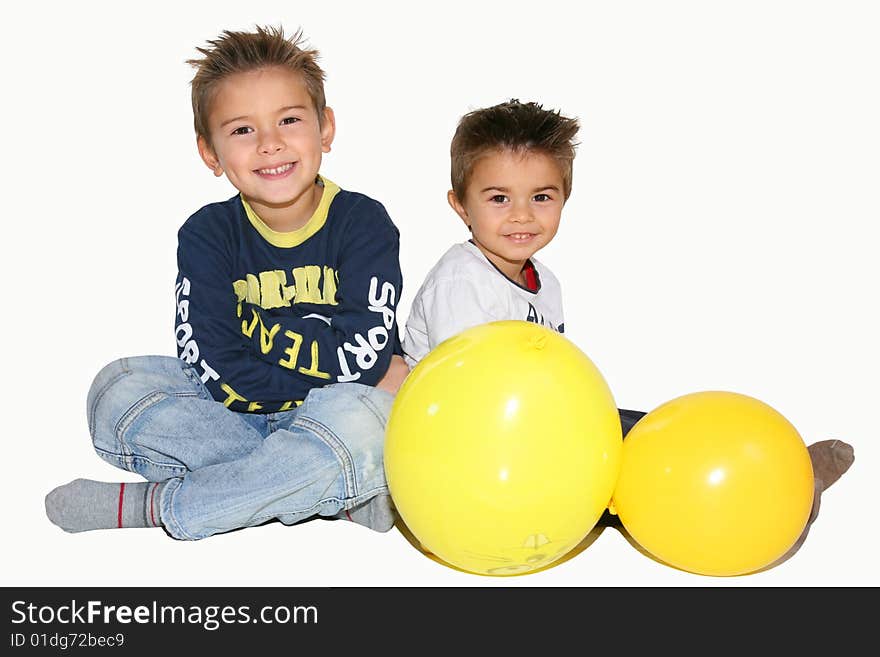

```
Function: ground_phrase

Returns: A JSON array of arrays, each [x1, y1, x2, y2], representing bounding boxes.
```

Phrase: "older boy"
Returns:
[[46, 26, 408, 540], [402, 99, 853, 547]]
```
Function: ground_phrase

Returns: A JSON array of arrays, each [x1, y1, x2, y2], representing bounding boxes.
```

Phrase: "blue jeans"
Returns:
[[87, 356, 394, 540]]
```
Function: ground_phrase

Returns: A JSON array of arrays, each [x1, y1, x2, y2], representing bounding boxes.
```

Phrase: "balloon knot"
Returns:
[[530, 334, 548, 350]]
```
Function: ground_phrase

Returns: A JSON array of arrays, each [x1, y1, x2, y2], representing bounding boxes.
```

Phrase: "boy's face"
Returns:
[[197, 66, 335, 224], [448, 149, 565, 278]]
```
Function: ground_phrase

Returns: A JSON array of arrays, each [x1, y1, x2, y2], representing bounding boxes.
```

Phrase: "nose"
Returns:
[[258, 129, 284, 155], [510, 199, 534, 224]]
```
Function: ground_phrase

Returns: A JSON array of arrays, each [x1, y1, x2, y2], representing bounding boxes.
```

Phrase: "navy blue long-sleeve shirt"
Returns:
[[173, 177, 402, 413]]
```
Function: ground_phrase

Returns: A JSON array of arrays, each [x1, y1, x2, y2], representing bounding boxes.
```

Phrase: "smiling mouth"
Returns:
[[255, 162, 296, 177], [505, 233, 537, 242]]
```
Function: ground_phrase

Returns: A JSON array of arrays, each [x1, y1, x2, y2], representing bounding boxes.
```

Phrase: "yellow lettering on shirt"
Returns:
[[292, 266, 323, 304], [220, 383, 247, 408], [278, 330, 304, 370], [298, 340, 330, 380], [260, 320, 282, 354], [233, 265, 338, 310], [323, 266, 339, 306], [240, 308, 282, 353], [259, 270, 290, 309], [246, 274, 260, 305], [233, 280, 248, 318], [242, 309, 260, 338]]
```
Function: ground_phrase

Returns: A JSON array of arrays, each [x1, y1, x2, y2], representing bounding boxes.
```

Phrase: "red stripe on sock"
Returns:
[[345, 509, 354, 522], [149, 483, 159, 527], [117, 483, 125, 528]]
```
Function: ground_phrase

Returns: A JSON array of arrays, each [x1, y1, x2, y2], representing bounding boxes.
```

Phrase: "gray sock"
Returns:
[[334, 494, 396, 533], [45, 479, 162, 533]]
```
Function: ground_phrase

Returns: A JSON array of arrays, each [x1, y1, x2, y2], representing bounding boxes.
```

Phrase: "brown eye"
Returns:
[[231, 126, 252, 136]]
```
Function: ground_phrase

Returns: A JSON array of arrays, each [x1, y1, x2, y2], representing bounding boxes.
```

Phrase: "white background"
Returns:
[[2, 0, 877, 587]]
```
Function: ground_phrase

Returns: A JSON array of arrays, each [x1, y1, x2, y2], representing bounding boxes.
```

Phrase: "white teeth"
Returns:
[[508, 233, 533, 239], [257, 162, 294, 175]]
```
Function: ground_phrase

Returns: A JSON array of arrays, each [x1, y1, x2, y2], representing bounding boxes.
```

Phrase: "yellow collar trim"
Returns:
[[240, 176, 341, 248]]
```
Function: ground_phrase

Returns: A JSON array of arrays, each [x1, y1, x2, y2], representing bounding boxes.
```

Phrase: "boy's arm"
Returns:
[[375, 354, 410, 395], [175, 210, 402, 410]]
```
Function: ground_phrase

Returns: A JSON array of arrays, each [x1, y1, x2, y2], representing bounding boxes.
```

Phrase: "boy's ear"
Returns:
[[197, 136, 224, 177], [447, 190, 471, 230], [320, 107, 336, 153]]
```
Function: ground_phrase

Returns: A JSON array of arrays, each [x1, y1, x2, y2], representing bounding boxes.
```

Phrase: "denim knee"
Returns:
[[87, 358, 130, 442], [86, 355, 206, 476], [293, 383, 394, 503]]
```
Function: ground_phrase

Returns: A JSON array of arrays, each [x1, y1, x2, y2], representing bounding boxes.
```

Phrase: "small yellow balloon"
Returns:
[[385, 321, 622, 576], [611, 391, 815, 576]]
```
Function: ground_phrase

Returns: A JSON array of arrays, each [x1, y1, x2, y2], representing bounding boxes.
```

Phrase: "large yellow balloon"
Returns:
[[385, 320, 622, 576], [610, 391, 815, 576]]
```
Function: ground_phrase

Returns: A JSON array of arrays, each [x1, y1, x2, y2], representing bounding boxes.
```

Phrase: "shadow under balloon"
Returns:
[[614, 525, 795, 577], [613, 525, 687, 571], [395, 517, 800, 578], [393, 517, 611, 577]]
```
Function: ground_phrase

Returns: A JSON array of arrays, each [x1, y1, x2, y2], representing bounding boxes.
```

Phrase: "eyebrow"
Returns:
[[219, 105, 309, 128], [479, 184, 561, 194]]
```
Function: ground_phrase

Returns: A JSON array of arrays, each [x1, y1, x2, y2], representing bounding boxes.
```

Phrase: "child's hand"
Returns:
[[376, 355, 410, 396]]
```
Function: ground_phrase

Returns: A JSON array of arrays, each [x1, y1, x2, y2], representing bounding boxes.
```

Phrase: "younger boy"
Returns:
[[46, 26, 408, 540], [403, 99, 646, 437], [402, 99, 853, 552]]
